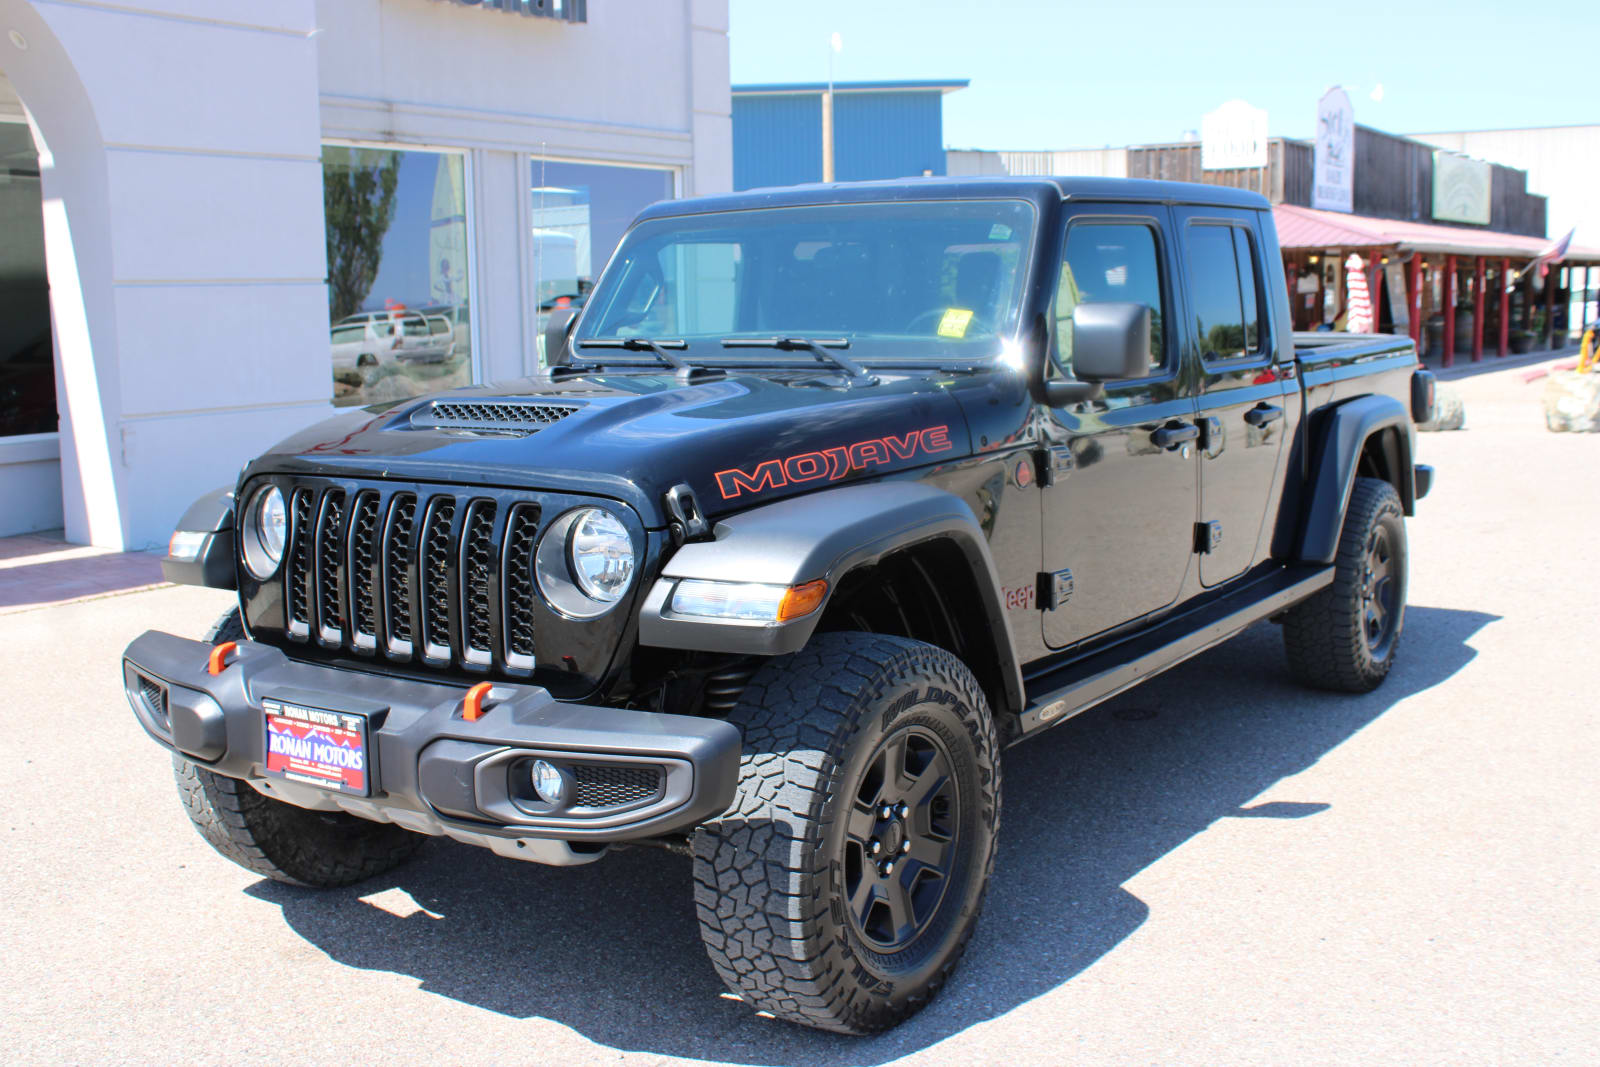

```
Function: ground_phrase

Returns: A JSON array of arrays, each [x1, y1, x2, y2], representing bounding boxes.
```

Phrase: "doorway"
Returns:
[[0, 70, 62, 536]]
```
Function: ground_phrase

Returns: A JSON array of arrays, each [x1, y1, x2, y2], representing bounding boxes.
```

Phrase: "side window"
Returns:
[[1055, 223, 1165, 376], [1186, 223, 1265, 361]]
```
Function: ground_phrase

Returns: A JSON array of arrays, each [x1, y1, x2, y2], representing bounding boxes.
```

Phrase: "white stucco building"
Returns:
[[0, 0, 731, 548]]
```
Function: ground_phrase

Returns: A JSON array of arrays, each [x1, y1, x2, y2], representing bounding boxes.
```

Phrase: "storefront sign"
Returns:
[[1433, 151, 1491, 225], [434, 0, 586, 21], [1200, 100, 1268, 171], [1312, 87, 1354, 213]]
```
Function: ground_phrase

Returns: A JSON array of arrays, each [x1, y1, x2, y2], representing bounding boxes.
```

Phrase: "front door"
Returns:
[[1173, 209, 1291, 586], [1041, 207, 1200, 650]]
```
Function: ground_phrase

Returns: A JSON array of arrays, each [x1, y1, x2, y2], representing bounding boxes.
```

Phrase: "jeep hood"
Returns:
[[245, 371, 984, 526]]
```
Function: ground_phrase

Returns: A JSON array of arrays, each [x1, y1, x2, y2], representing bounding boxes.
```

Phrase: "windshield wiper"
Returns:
[[573, 337, 723, 383], [719, 337, 877, 386]]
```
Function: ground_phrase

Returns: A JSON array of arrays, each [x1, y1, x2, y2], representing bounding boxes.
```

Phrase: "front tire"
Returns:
[[1283, 476, 1408, 692], [693, 633, 1000, 1034], [176, 608, 424, 887]]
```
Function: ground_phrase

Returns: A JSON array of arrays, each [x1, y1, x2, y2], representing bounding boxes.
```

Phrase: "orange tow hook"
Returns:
[[462, 681, 495, 722], [207, 641, 239, 676]]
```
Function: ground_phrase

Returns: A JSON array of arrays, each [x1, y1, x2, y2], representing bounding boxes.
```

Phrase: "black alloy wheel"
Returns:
[[1360, 522, 1399, 661], [843, 725, 960, 953]]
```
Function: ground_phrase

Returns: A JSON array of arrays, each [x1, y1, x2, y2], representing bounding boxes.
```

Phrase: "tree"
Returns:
[[324, 147, 399, 323]]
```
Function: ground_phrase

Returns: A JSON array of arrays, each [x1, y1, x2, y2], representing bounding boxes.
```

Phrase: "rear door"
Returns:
[[1041, 205, 1201, 650], [1173, 207, 1291, 586]]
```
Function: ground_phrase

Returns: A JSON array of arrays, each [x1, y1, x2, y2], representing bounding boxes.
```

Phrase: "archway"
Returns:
[[0, 0, 125, 548]]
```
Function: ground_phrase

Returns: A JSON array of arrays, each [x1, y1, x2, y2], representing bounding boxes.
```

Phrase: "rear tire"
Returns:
[[176, 608, 424, 887], [692, 632, 1000, 1034], [1283, 477, 1408, 692]]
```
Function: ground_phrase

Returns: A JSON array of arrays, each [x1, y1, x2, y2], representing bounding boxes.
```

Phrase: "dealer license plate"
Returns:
[[262, 697, 371, 797]]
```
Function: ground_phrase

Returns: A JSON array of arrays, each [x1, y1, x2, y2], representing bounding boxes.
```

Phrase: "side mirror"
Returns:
[[542, 306, 579, 366], [1041, 302, 1151, 407]]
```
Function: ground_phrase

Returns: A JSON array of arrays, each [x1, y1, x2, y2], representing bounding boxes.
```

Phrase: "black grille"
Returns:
[[502, 504, 540, 670], [348, 493, 381, 650], [274, 483, 558, 676], [384, 495, 417, 651], [420, 498, 457, 663], [412, 400, 581, 433], [460, 501, 497, 665], [137, 675, 168, 723], [315, 490, 347, 643], [286, 488, 314, 637], [573, 764, 662, 808]]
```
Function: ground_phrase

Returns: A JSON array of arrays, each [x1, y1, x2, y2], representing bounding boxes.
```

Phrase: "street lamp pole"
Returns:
[[822, 32, 841, 182]]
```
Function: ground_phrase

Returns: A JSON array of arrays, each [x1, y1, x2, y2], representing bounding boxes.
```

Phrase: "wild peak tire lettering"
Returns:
[[715, 425, 954, 499]]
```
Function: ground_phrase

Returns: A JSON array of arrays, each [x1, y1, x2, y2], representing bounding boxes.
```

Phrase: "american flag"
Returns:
[[1531, 228, 1575, 279]]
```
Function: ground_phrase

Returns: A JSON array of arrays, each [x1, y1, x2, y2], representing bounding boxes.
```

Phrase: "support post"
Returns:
[[1442, 254, 1457, 367], [1498, 257, 1511, 357], [821, 89, 835, 182], [1544, 264, 1558, 349], [1407, 254, 1423, 348], [1472, 256, 1485, 361]]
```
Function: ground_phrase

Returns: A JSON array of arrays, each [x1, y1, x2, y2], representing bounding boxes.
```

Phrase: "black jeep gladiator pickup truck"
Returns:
[[125, 177, 1435, 1034]]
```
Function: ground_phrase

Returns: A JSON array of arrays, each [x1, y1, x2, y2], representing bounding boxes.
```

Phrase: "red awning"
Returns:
[[1273, 204, 1600, 263]]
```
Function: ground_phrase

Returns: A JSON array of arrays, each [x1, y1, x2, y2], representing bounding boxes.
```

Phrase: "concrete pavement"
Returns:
[[0, 355, 1595, 1065]]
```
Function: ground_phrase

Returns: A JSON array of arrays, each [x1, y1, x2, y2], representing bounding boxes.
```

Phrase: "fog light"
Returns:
[[530, 759, 566, 804]]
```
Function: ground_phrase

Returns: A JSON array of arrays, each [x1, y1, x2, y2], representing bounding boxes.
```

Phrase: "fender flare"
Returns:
[[1296, 394, 1414, 564], [637, 481, 1025, 715], [161, 485, 237, 589]]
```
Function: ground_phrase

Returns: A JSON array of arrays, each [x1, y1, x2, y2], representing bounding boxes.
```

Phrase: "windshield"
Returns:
[[575, 199, 1037, 361]]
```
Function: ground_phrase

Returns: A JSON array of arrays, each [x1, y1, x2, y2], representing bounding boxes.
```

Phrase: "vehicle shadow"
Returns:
[[247, 605, 1496, 1064]]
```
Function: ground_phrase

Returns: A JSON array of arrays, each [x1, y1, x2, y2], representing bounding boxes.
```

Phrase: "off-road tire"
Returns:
[[692, 632, 1001, 1034], [1283, 476, 1407, 692], [175, 608, 424, 887], [204, 607, 246, 644]]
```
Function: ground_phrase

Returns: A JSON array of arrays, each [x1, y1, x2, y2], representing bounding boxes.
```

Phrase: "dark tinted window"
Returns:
[[1186, 223, 1264, 361], [1233, 229, 1261, 350], [1055, 223, 1165, 375]]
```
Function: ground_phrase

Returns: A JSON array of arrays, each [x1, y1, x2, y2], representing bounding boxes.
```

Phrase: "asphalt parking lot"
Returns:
[[2, 355, 1596, 1065]]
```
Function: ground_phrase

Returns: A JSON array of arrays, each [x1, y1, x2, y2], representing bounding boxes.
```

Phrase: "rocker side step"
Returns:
[[1017, 564, 1334, 738]]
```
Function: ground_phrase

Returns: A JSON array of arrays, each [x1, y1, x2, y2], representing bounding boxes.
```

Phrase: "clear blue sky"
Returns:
[[729, 0, 1600, 150]]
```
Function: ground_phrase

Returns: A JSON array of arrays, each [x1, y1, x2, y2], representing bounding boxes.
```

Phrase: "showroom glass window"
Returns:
[[0, 120, 56, 437], [530, 160, 675, 358], [322, 146, 473, 407]]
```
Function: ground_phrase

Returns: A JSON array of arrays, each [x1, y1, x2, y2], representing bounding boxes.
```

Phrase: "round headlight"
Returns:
[[241, 485, 287, 580], [533, 507, 636, 618], [568, 508, 635, 603]]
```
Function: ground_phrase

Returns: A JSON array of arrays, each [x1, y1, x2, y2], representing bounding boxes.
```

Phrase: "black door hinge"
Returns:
[[1034, 446, 1074, 487], [1194, 521, 1222, 554], [1038, 568, 1074, 610]]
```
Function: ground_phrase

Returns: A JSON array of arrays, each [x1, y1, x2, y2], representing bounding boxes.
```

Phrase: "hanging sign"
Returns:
[[1312, 87, 1354, 213], [1433, 151, 1491, 225], [1201, 100, 1268, 171]]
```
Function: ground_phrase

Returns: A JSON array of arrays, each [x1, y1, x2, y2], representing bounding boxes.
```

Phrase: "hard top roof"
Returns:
[[633, 176, 1270, 224]]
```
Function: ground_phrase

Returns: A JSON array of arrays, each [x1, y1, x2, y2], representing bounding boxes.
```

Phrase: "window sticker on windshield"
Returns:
[[937, 308, 974, 338], [988, 223, 1012, 240]]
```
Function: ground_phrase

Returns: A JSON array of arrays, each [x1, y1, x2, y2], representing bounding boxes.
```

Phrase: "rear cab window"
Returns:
[[1184, 222, 1267, 363]]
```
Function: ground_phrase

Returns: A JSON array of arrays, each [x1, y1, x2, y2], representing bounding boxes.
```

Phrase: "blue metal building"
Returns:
[[731, 80, 967, 191]]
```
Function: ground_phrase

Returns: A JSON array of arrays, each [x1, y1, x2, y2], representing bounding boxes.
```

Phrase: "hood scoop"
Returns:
[[409, 399, 584, 435]]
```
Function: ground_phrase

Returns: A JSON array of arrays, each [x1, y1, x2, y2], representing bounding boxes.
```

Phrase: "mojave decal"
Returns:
[[714, 425, 954, 500]]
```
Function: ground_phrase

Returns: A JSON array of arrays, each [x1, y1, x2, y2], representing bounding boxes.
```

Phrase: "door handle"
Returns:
[[1243, 404, 1284, 427], [1151, 422, 1200, 450]]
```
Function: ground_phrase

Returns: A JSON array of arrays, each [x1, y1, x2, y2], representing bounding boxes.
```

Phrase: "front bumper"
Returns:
[[122, 631, 740, 866]]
